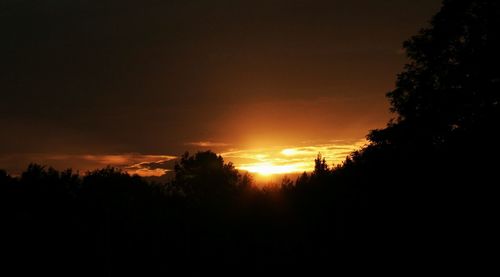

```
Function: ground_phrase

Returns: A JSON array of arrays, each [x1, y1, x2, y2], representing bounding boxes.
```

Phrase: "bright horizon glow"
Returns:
[[226, 139, 367, 176], [281, 148, 298, 156], [0, 140, 366, 178], [238, 162, 308, 176]]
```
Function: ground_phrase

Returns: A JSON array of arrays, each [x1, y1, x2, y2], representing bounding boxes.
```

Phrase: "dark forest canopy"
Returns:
[[1, 0, 499, 274]]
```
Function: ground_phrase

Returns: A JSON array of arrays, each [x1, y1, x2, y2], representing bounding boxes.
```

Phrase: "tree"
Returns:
[[313, 153, 329, 176], [172, 151, 239, 198], [369, 0, 500, 147], [334, 0, 500, 248]]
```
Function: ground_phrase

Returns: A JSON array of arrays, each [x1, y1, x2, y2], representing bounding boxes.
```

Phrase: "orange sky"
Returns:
[[0, 0, 442, 178]]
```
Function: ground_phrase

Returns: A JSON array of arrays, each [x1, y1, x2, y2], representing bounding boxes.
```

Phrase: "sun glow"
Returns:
[[223, 139, 367, 177], [238, 162, 306, 176], [281, 148, 298, 156]]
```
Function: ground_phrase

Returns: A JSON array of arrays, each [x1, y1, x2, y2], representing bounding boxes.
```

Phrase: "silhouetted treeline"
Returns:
[[0, 155, 339, 274], [2, 0, 499, 273]]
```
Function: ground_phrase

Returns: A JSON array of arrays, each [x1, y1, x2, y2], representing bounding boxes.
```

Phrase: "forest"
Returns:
[[1, 0, 499, 274]]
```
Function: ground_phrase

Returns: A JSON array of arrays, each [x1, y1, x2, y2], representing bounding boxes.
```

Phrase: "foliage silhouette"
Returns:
[[335, 0, 500, 253], [171, 151, 240, 199]]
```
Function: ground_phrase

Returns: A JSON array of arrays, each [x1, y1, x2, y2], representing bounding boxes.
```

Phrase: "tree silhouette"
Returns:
[[369, 0, 500, 147], [335, 0, 500, 251], [172, 151, 240, 198], [313, 153, 329, 176]]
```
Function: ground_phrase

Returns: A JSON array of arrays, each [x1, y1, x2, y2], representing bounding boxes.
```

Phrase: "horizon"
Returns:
[[0, 139, 367, 180]]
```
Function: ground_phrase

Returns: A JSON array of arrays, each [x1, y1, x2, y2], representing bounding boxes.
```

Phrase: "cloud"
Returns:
[[0, 153, 177, 177], [0, 139, 366, 178], [80, 154, 176, 166], [130, 160, 177, 170], [185, 141, 230, 147], [221, 139, 367, 175], [124, 158, 178, 177]]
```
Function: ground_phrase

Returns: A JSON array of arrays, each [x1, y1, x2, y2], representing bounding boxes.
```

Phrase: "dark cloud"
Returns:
[[0, 0, 442, 172], [130, 159, 178, 171]]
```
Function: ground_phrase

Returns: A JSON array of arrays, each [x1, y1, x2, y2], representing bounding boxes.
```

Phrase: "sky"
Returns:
[[0, 0, 442, 177]]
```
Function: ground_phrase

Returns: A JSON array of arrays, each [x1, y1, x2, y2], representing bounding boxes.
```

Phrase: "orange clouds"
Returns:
[[185, 141, 230, 147], [0, 153, 176, 177], [0, 139, 366, 179], [222, 139, 366, 176]]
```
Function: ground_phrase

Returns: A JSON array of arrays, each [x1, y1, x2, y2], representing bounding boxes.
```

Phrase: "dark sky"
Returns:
[[0, 0, 442, 174]]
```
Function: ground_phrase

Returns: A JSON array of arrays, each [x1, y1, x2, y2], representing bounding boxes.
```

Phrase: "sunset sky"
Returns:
[[0, 0, 441, 177]]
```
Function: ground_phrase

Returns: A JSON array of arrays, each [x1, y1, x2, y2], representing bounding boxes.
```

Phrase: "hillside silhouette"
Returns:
[[1, 0, 499, 273]]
